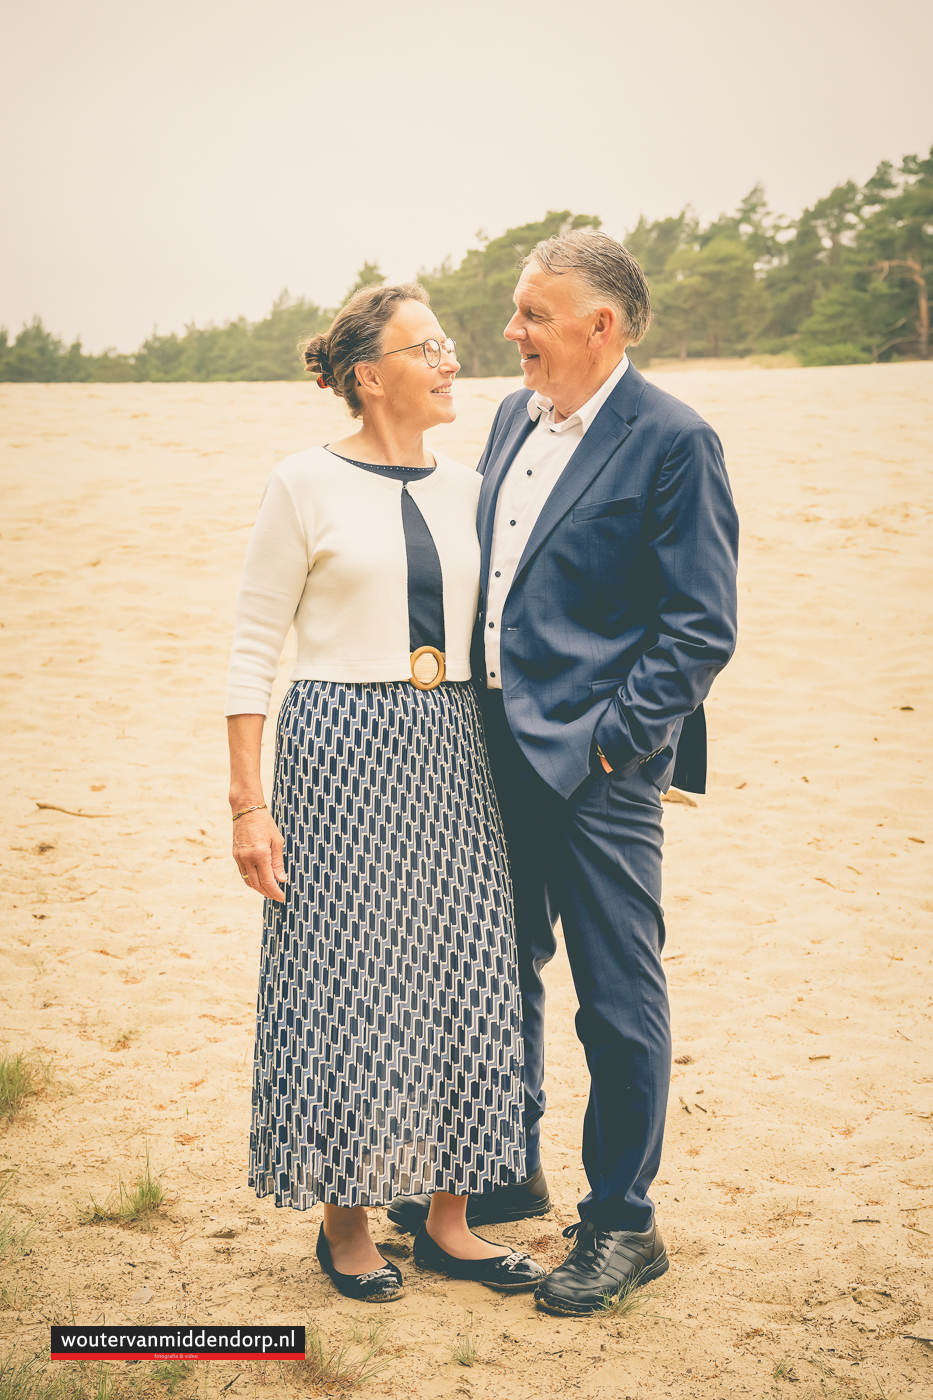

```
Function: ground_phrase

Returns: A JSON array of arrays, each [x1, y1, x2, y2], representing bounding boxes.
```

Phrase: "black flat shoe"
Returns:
[[534, 1220, 668, 1316], [315, 1225, 404, 1302], [387, 1163, 552, 1233], [413, 1224, 546, 1292]]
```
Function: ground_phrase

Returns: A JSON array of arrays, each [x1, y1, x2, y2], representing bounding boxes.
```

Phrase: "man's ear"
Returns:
[[589, 306, 620, 352]]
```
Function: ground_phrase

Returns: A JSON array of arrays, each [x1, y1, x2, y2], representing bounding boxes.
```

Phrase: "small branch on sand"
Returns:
[[35, 803, 110, 818], [662, 789, 697, 808]]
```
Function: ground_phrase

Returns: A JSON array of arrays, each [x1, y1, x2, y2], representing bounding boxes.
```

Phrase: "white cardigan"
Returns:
[[225, 446, 482, 716]]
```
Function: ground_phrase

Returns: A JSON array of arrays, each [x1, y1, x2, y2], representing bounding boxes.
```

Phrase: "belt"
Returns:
[[410, 646, 446, 690]]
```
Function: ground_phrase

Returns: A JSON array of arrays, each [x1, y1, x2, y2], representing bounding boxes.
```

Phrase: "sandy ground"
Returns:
[[1, 364, 932, 1400]]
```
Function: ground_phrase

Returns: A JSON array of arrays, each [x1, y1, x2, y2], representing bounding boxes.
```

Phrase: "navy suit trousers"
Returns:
[[481, 690, 671, 1232]]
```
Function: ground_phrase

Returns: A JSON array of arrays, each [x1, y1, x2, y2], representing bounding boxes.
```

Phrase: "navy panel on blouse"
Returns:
[[399, 486, 445, 651], [327, 451, 445, 653]]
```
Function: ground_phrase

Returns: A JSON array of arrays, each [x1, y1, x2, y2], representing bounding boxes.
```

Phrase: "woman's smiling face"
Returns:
[[366, 300, 460, 429]]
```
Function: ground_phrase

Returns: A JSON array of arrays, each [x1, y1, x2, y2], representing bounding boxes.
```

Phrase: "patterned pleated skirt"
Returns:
[[248, 679, 525, 1209]]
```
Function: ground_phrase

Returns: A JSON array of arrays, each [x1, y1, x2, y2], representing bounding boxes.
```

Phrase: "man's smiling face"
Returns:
[[503, 262, 596, 402]]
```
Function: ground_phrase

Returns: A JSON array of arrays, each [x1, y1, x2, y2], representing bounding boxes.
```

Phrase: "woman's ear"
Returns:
[[354, 361, 382, 399]]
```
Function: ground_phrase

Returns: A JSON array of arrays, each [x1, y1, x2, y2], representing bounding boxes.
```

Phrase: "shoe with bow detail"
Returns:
[[534, 1220, 668, 1316], [316, 1225, 404, 1302], [413, 1225, 546, 1292]]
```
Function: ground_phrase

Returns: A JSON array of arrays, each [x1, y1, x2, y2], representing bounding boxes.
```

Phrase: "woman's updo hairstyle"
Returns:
[[299, 282, 430, 419]]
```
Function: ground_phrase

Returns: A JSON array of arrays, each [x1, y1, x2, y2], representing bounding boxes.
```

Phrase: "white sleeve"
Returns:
[[224, 470, 310, 716]]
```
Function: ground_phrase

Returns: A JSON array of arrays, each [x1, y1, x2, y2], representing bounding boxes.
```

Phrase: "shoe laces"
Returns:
[[562, 1220, 614, 1260]]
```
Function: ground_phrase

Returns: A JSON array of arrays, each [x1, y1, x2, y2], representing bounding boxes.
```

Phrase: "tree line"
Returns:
[[2, 147, 929, 382]]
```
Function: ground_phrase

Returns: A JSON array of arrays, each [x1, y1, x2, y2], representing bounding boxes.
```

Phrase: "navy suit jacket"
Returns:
[[471, 363, 739, 799]]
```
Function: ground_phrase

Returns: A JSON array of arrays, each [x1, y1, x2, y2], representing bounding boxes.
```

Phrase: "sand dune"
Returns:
[[1, 364, 932, 1398]]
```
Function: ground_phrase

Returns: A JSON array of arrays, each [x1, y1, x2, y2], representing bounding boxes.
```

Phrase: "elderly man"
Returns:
[[391, 230, 739, 1314]]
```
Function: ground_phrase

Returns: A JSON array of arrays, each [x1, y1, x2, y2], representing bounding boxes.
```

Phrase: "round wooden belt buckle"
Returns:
[[410, 646, 446, 690]]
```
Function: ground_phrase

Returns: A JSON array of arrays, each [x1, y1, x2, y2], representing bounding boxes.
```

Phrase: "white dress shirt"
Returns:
[[484, 354, 630, 687]]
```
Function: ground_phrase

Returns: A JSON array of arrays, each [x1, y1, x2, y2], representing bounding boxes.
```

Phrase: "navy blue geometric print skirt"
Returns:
[[248, 680, 525, 1209]]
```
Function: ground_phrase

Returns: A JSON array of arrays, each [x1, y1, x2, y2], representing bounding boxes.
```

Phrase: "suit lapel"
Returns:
[[510, 364, 647, 587], [478, 400, 537, 595]]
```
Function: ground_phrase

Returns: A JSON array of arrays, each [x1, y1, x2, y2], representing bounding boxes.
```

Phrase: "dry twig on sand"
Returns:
[[661, 789, 697, 808], [34, 802, 109, 818]]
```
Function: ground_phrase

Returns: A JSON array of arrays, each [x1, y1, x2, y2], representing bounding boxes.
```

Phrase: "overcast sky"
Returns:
[[3, 0, 931, 353]]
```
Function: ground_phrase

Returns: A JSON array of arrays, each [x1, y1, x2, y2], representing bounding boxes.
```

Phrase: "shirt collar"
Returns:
[[526, 353, 630, 433]]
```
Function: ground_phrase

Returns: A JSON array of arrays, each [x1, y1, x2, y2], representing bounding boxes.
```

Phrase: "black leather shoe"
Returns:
[[387, 1164, 551, 1233], [413, 1225, 546, 1292], [534, 1220, 668, 1316], [316, 1225, 404, 1302]]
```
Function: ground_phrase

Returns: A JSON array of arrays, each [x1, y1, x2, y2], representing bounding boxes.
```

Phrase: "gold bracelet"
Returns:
[[232, 803, 266, 822]]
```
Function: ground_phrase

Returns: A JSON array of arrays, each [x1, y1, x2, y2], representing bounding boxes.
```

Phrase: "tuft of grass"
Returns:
[[0, 1351, 48, 1400], [451, 1310, 479, 1367], [110, 1029, 138, 1053], [772, 1355, 796, 1380], [598, 1275, 650, 1318], [4, 1300, 388, 1400], [0, 1352, 97, 1400], [0, 1349, 209, 1400], [0, 1173, 39, 1265], [285, 1320, 390, 1391], [0, 1352, 136, 1400], [345, 1317, 390, 1349], [0, 1050, 50, 1125], [0, 1283, 34, 1312], [148, 1360, 190, 1393], [78, 1148, 166, 1227], [451, 1333, 478, 1367]]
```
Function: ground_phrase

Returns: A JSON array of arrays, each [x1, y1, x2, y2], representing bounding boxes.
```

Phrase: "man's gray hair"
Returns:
[[523, 229, 651, 345]]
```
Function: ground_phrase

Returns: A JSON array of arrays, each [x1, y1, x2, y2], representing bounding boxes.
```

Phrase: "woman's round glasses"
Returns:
[[381, 336, 457, 369]]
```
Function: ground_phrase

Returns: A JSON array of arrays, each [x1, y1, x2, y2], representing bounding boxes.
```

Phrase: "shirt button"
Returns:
[[527, 470, 532, 476], [488, 621, 495, 628], [490, 671, 496, 678], [510, 520, 516, 526], [494, 571, 501, 578]]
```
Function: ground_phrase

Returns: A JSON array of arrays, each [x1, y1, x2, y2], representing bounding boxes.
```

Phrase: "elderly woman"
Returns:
[[224, 283, 544, 1302]]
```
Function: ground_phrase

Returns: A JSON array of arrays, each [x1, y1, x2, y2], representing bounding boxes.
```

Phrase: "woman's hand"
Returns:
[[233, 807, 286, 900], [227, 714, 286, 901]]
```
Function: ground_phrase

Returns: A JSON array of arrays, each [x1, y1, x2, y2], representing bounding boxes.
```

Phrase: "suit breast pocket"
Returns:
[[572, 495, 642, 523], [567, 495, 643, 603]]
